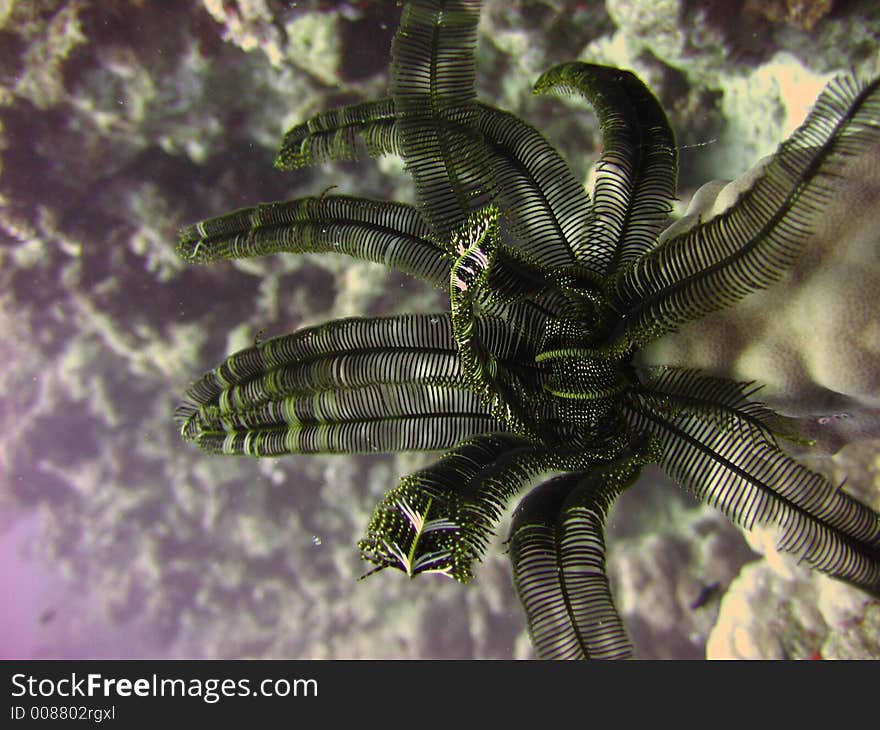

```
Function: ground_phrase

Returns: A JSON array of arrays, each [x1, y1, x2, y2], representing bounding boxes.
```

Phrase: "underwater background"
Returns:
[[1, 0, 879, 659]]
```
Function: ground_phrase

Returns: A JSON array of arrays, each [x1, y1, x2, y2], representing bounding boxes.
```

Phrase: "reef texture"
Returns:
[[1, 0, 879, 658]]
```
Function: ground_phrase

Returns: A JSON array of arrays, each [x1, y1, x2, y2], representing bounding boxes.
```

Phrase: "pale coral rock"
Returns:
[[608, 493, 756, 659], [202, 0, 285, 66], [640, 136, 880, 445], [284, 12, 342, 85], [708, 561, 880, 659]]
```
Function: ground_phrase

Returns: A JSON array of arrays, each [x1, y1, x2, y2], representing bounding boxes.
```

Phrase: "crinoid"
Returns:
[[174, 0, 880, 658]]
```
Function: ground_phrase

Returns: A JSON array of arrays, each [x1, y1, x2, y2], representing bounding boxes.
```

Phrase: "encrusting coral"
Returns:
[[640, 141, 880, 452]]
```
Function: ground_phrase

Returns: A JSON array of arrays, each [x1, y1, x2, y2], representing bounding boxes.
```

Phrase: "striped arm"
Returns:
[[176, 313, 547, 457], [534, 62, 676, 274], [508, 465, 639, 660], [625, 385, 880, 597], [359, 433, 628, 583], [177, 195, 450, 288]]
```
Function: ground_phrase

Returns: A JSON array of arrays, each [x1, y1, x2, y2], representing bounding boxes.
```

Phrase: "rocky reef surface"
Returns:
[[1, 0, 878, 659]]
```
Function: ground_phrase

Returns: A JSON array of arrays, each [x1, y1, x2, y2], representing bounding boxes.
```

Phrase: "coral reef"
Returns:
[[1, 0, 878, 658], [708, 546, 880, 659]]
